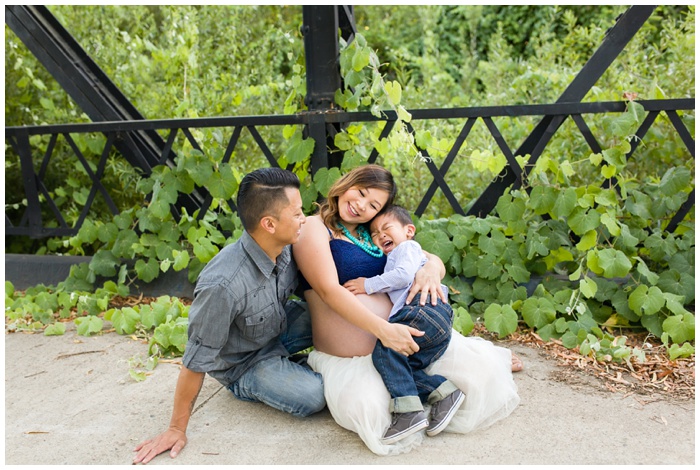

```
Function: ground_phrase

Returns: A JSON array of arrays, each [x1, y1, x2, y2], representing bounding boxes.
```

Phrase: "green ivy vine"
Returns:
[[4, 31, 694, 381]]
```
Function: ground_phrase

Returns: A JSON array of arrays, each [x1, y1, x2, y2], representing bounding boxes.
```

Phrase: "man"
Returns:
[[133, 168, 325, 464]]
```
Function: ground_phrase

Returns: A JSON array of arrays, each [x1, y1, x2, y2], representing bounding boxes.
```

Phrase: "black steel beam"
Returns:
[[5, 5, 203, 214], [302, 6, 356, 174]]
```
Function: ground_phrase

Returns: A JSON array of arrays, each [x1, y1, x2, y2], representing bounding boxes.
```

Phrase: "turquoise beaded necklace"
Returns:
[[337, 223, 384, 258]]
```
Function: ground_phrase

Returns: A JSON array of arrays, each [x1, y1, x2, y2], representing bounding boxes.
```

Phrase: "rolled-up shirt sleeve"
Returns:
[[182, 282, 237, 373]]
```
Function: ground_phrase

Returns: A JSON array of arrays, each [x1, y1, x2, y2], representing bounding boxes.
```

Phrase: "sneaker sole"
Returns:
[[380, 419, 429, 445], [426, 392, 465, 437]]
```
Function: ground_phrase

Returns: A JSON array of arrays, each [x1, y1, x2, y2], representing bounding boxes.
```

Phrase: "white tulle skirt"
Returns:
[[308, 330, 520, 456]]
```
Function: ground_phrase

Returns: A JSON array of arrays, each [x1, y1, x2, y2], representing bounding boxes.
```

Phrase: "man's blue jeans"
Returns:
[[372, 297, 458, 413], [229, 299, 325, 417]]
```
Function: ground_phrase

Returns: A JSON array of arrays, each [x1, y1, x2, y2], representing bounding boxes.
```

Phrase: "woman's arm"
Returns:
[[406, 251, 447, 306], [294, 216, 423, 355]]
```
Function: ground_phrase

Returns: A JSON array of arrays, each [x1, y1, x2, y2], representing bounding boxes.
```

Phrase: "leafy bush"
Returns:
[[4, 6, 694, 366]]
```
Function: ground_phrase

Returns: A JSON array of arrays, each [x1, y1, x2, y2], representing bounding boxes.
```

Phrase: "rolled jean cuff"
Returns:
[[427, 380, 459, 405], [390, 395, 423, 413]]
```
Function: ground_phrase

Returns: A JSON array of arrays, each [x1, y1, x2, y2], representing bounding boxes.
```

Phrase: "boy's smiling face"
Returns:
[[369, 213, 416, 255]]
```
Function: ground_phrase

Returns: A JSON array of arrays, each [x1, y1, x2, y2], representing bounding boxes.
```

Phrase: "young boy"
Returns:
[[343, 205, 465, 444]]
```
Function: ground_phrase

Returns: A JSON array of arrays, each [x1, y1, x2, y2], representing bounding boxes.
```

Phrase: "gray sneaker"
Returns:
[[381, 410, 429, 444], [426, 389, 465, 437]]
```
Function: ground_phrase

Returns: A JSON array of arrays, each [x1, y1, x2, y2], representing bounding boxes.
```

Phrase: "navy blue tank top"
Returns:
[[298, 232, 387, 291]]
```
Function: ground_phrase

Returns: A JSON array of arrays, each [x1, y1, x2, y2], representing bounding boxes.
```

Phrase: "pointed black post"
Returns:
[[301, 6, 354, 174]]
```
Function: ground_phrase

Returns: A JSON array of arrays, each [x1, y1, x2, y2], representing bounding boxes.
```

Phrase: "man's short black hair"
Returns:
[[236, 167, 300, 231]]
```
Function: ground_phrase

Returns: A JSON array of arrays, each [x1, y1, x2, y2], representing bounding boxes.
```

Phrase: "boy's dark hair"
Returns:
[[237, 167, 300, 231], [379, 204, 413, 227]]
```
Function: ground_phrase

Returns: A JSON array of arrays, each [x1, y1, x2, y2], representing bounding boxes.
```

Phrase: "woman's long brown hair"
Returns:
[[317, 164, 397, 236]]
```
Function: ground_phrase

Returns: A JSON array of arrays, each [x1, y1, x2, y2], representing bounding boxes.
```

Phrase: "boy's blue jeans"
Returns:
[[229, 299, 326, 417], [372, 297, 458, 413]]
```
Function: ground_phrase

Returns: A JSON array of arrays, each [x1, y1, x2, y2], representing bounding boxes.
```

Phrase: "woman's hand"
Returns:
[[377, 322, 424, 356], [407, 252, 447, 306]]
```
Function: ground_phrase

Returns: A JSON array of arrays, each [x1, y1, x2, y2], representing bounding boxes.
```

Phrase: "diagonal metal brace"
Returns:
[[468, 5, 657, 217]]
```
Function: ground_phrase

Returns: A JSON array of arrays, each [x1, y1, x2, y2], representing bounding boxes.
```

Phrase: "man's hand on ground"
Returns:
[[133, 428, 187, 464]]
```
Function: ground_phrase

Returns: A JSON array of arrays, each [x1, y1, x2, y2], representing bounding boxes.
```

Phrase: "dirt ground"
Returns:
[[4, 323, 694, 466]]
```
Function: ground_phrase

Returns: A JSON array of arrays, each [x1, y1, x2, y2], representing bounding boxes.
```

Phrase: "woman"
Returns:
[[293, 164, 520, 455]]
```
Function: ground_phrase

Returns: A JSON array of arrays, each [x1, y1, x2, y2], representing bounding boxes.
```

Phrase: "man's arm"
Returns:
[[133, 366, 205, 464]]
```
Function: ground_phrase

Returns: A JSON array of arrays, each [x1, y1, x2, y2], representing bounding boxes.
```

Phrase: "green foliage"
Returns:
[[4, 6, 694, 367], [408, 104, 694, 360]]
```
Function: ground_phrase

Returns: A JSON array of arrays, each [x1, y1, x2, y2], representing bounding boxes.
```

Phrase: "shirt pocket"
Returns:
[[239, 302, 276, 340]]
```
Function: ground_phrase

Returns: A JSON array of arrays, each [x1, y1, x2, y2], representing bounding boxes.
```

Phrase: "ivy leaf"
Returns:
[[44, 322, 66, 336], [90, 250, 119, 277], [576, 230, 598, 251], [609, 111, 639, 138], [453, 306, 474, 336], [181, 151, 213, 187], [461, 252, 479, 278], [551, 187, 577, 219], [628, 285, 665, 316], [525, 228, 549, 259], [384, 80, 402, 106], [596, 248, 632, 278], [521, 297, 556, 329], [352, 46, 371, 71], [579, 276, 598, 298], [641, 313, 663, 338], [589, 152, 603, 166], [542, 246, 573, 271], [135, 258, 160, 283], [658, 167, 691, 196], [286, 132, 315, 163], [75, 315, 104, 337], [505, 262, 530, 284], [193, 238, 219, 264], [600, 212, 620, 236], [668, 342, 695, 360], [662, 313, 695, 344], [496, 193, 526, 222], [484, 303, 518, 339], [172, 249, 190, 272], [98, 222, 120, 244], [529, 186, 557, 215], [396, 105, 412, 123], [77, 219, 99, 245], [415, 229, 453, 263], [568, 207, 601, 236], [334, 132, 355, 151], [663, 292, 689, 316], [446, 276, 473, 309], [633, 256, 659, 285], [476, 253, 502, 280], [110, 307, 140, 335], [601, 164, 617, 179], [313, 167, 342, 197], [602, 147, 626, 171], [624, 190, 652, 221], [207, 163, 239, 200]]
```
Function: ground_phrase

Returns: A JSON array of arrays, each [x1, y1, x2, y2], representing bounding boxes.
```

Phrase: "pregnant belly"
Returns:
[[305, 290, 392, 358]]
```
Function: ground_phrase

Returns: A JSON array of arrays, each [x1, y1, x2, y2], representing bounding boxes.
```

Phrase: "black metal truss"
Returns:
[[6, 98, 694, 238], [4, 4, 695, 239]]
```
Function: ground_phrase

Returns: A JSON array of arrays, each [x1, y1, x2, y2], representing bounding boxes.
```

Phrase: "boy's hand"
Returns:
[[343, 277, 367, 295]]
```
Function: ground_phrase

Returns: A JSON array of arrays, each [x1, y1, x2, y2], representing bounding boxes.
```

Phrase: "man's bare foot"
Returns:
[[511, 353, 523, 372]]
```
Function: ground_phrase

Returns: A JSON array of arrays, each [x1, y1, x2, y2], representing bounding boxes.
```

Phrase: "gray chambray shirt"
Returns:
[[182, 231, 298, 386]]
